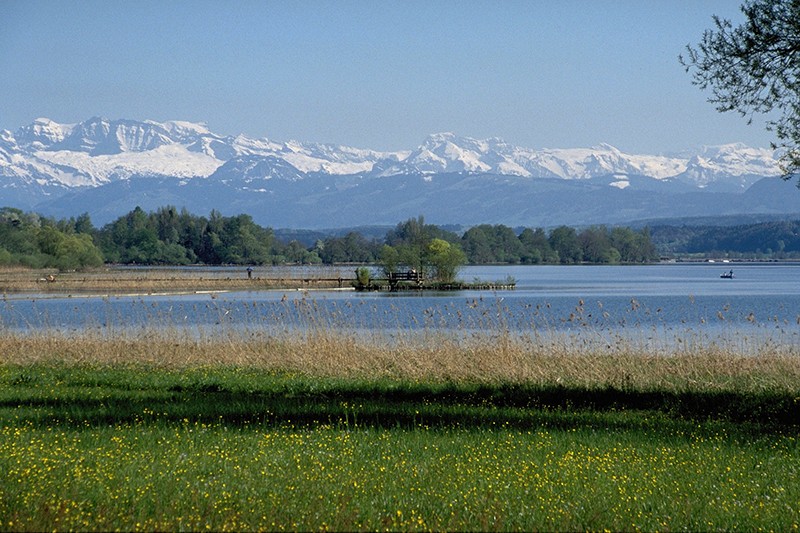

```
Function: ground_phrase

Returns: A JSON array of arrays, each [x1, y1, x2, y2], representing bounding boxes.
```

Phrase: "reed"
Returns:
[[2, 327, 798, 395]]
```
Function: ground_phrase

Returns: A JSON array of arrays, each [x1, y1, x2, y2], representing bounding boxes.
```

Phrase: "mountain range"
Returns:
[[1, 116, 797, 228]]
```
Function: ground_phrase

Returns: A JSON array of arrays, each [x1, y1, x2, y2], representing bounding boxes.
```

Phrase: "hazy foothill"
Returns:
[[2, 0, 800, 531]]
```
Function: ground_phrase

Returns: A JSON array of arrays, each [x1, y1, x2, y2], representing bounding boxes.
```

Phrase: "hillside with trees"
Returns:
[[95, 206, 291, 265]]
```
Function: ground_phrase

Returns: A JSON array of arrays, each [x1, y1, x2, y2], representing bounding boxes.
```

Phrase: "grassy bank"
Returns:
[[1, 331, 799, 531]]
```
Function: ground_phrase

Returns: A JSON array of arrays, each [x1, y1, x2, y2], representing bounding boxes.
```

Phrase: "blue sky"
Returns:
[[0, 0, 774, 153]]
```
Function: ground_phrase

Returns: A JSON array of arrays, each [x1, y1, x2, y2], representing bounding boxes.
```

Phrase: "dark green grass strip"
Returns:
[[1, 364, 797, 435]]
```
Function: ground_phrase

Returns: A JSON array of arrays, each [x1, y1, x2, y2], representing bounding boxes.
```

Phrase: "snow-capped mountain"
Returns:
[[2, 117, 407, 188], [375, 133, 780, 190], [13, 117, 74, 149], [1, 116, 796, 227], [678, 143, 782, 190], [2, 117, 785, 187]]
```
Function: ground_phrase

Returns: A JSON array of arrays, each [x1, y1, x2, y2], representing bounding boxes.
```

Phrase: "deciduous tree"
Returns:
[[426, 238, 467, 283], [680, 0, 800, 181]]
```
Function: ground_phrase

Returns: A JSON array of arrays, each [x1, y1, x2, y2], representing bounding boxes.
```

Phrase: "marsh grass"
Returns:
[[2, 325, 799, 393]]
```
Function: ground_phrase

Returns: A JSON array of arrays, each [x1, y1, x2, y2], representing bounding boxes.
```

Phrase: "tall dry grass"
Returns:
[[2, 326, 799, 395]]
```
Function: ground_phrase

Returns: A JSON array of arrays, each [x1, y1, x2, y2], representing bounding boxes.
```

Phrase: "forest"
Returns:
[[2, 205, 796, 271], [650, 220, 800, 259]]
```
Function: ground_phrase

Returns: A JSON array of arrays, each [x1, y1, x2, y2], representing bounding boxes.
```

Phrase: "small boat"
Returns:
[[720, 270, 734, 279]]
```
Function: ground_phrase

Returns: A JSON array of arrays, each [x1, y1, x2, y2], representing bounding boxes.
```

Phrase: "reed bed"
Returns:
[[2, 326, 799, 395]]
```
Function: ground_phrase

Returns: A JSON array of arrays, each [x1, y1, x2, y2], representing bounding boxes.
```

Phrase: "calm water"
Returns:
[[2, 263, 799, 349]]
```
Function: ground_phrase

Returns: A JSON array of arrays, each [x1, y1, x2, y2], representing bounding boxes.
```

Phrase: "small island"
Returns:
[[351, 230, 514, 292], [353, 267, 515, 292]]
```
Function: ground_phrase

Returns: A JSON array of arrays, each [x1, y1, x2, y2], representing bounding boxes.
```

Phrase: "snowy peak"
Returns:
[[382, 132, 513, 175], [157, 120, 212, 137], [14, 118, 74, 150], [695, 143, 779, 175], [275, 140, 397, 174], [6, 118, 222, 187], [210, 155, 306, 184], [48, 117, 175, 155], [0, 130, 19, 163], [0, 117, 786, 198], [678, 143, 781, 190], [380, 136, 687, 180], [379, 135, 783, 186], [16, 117, 221, 156]]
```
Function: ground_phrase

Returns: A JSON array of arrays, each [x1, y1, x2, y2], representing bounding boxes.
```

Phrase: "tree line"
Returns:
[[10, 205, 797, 272], [317, 219, 659, 267], [459, 224, 657, 264], [650, 220, 800, 259], [0, 208, 103, 270], [1, 206, 663, 272]]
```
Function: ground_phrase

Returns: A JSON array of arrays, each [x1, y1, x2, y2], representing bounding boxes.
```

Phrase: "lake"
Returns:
[[2, 263, 799, 351]]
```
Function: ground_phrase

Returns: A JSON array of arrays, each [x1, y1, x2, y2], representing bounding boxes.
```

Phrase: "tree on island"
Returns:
[[380, 216, 467, 283], [680, 0, 800, 182], [426, 238, 467, 283]]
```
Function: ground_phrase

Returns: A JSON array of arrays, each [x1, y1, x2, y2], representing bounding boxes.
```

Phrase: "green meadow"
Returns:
[[1, 329, 799, 531]]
